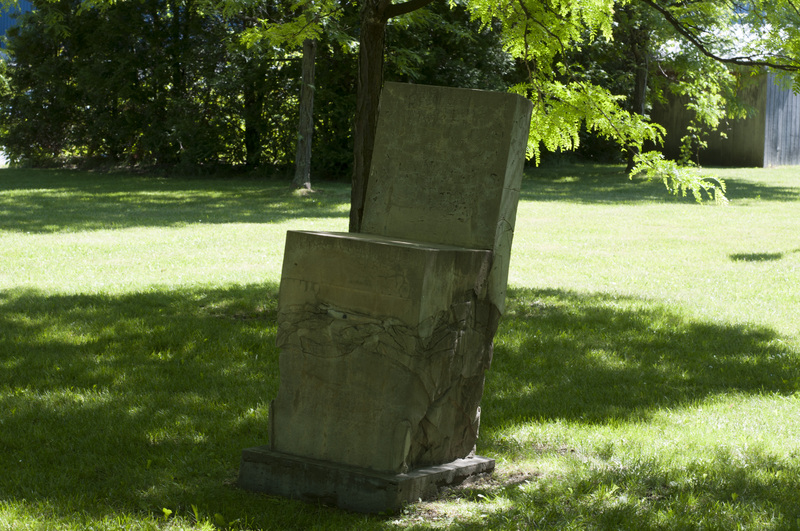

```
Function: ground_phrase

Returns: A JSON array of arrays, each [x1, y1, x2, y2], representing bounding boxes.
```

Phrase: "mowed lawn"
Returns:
[[1, 164, 799, 530]]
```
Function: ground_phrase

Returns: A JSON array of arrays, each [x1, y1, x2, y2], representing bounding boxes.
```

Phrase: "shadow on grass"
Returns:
[[522, 164, 800, 204], [483, 287, 799, 428], [460, 287, 800, 529], [729, 249, 800, 262], [730, 252, 785, 262], [0, 169, 351, 233], [2, 285, 799, 528], [439, 444, 800, 529], [0, 284, 375, 528]]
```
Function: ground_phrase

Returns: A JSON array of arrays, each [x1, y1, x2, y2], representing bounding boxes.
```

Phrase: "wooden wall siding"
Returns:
[[701, 76, 768, 167], [651, 75, 768, 167], [649, 95, 690, 161], [651, 71, 800, 167], [764, 73, 800, 166]]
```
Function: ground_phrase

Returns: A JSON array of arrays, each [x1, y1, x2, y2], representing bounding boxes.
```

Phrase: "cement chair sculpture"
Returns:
[[239, 82, 533, 513]]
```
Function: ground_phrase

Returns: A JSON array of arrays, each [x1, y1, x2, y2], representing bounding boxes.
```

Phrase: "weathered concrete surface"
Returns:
[[238, 83, 533, 512], [270, 230, 495, 473], [362, 82, 532, 313], [238, 447, 495, 514]]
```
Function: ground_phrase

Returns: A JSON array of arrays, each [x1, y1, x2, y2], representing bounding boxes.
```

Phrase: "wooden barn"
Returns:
[[651, 71, 800, 167]]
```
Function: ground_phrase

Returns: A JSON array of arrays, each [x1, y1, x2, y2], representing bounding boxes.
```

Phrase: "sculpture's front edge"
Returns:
[[238, 447, 495, 514]]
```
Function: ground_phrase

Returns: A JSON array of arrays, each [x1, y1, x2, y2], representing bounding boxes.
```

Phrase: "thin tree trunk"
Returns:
[[631, 45, 648, 118], [293, 38, 317, 189], [627, 20, 650, 171], [244, 77, 263, 168]]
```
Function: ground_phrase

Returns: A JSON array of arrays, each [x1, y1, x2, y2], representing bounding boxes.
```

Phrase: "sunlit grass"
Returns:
[[514, 164, 800, 335], [1, 165, 800, 529], [0, 170, 350, 293]]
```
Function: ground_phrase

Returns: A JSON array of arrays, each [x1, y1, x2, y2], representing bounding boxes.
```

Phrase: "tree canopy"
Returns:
[[231, 0, 800, 226], [3, 0, 800, 215]]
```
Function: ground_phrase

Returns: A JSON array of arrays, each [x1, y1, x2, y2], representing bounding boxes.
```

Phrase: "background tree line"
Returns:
[[1, 0, 799, 186], [0, 1, 515, 175]]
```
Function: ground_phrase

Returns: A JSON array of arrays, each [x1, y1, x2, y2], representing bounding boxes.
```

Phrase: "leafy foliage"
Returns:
[[0, 0, 302, 168], [0, 0, 516, 177], [3, 0, 800, 199], [633, 151, 727, 204], [467, 0, 800, 198], [384, 2, 516, 91]]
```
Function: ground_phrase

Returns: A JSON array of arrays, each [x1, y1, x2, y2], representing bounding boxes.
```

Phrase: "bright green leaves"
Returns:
[[466, 0, 746, 202], [530, 80, 663, 157], [469, 0, 636, 163], [632, 151, 727, 205], [239, 10, 324, 49], [468, 0, 614, 74], [221, 0, 342, 49], [463, 0, 736, 203]]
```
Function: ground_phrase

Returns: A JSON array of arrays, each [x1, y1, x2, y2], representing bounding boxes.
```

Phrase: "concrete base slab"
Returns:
[[237, 446, 495, 513]]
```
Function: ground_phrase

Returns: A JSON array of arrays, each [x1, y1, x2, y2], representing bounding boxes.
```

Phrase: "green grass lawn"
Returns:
[[1, 164, 799, 530]]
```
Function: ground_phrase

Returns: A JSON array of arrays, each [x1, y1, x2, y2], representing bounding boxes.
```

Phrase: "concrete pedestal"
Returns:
[[238, 447, 495, 514]]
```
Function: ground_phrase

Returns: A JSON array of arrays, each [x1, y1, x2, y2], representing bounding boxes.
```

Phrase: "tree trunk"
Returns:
[[349, 0, 436, 231], [293, 38, 317, 189], [243, 77, 263, 168], [627, 20, 650, 171], [350, 5, 388, 232], [631, 44, 649, 118]]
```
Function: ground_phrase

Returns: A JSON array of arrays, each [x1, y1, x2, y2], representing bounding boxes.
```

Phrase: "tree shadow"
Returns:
[[436, 444, 800, 529], [429, 287, 800, 527], [730, 252, 784, 262], [483, 287, 800, 429], [0, 284, 379, 528], [0, 169, 351, 233], [3, 284, 799, 527], [729, 249, 800, 262], [521, 164, 800, 204]]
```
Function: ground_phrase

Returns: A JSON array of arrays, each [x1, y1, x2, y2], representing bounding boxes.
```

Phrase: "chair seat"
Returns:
[[270, 230, 494, 472], [277, 230, 491, 333]]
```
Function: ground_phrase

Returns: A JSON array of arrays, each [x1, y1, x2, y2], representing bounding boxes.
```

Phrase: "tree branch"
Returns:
[[384, 0, 438, 20], [516, 0, 566, 55], [640, 0, 800, 71]]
